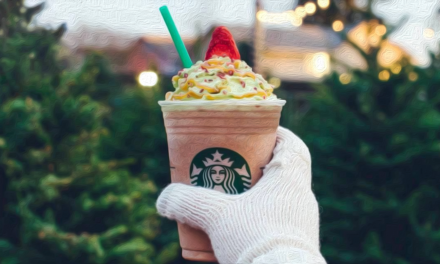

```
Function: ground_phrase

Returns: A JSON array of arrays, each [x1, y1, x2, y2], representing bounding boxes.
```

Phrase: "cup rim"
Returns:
[[158, 99, 286, 107]]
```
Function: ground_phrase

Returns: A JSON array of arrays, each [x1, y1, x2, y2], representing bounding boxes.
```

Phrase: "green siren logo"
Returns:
[[190, 148, 251, 194]]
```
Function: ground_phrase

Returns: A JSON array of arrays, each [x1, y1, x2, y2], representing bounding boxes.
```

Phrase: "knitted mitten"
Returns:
[[157, 127, 327, 264]]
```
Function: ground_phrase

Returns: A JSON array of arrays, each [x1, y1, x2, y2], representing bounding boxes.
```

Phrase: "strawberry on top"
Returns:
[[205, 26, 241, 61]]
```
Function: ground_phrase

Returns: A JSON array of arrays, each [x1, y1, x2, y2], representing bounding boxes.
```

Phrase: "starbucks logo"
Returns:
[[190, 148, 251, 194]]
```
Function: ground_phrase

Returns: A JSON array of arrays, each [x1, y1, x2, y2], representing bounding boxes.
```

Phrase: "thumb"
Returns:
[[251, 126, 312, 192], [275, 126, 311, 163], [156, 183, 233, 231]]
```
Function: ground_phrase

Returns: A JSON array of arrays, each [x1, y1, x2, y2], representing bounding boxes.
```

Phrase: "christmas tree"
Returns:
[[292, 0, 440, 263], [0, 1, 174, 263], [98, 74, 183, 264]]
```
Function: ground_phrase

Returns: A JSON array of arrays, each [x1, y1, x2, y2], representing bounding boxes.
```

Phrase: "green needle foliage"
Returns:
[[0, 1, 174, 263], [293, 1, 440, 262], [300, 54, 440, 263]]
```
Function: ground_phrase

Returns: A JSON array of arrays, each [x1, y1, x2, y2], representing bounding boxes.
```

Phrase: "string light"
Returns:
[[305, 2, 317, 15], [378, 70, 390, 81], [290, 13, 303, 27], [257, 10, 290, 24], [378, 42, 403, 67], [292, 18, 303, 26], [138, 71, 158, 87], [257, 10, 302, 26], [256, 10, 267, 21], [339, 73, 352, 84], [318, 0, 330, 9], [309, 52, 330, 78], [269, 77, 281, 88], [391, 64, 402, 74], [409, 72, 418, 81], [423, 28, 435, 39], [368, 34, 380, 47], [332, 20, 344, 32], [295, 6, 306, 18], [375, 25, 387, 36]]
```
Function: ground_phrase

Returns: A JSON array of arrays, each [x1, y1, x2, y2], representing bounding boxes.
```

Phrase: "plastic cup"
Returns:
[[159, 99, 285, 262]]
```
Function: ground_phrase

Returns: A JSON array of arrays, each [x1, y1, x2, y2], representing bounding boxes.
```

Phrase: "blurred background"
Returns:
[[1, 0, 440, 263]]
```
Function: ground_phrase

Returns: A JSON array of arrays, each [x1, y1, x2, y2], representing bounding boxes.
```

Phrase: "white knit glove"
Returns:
[[157, 127, 326, 264]]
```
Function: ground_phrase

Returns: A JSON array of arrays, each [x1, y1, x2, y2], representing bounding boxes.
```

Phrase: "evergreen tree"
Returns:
[[98, 77, 182, 264], [0, 1, 170, 263], [293, 0, 440, 263], [64, 53, 123, 103]]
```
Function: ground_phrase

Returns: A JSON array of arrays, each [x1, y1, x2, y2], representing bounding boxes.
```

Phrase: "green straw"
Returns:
[[159, 5, 193, 68]]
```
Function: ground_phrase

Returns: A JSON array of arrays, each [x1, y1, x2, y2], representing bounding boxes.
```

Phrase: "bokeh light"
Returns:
[[378, 70, 390, 81], [310, 52, 330, 78], [423, 28, 434, 39], [339, 73, 352, 84], [375, 25, 387, 36], [318, 0, 330, 10], [409, 72, 419, 81], [391, 64, 402, 74], [332, 20, 344, 32], [138, 71, 158, 87], [295, 6, 307, 18], [305, 2, 317, 15], [269, 77, 281, 88], [257, 10, 302, 26], [378, 43, 403, 67], [368, 34, 380, 47]]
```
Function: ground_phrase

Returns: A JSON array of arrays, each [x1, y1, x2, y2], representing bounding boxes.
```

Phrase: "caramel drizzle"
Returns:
[[206, 59, 225, 65], [170, 59, 270, 100], [179, 79, 219, 93], [205, 59, 241, 68], [169, 89, 270, 100], [235, 72, 256, 79]]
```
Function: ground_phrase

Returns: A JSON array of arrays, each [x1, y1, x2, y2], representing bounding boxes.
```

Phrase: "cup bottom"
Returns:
[[182, 249, 217, 262]]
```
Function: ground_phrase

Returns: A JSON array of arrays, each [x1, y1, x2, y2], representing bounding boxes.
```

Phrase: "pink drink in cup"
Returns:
[[158, 25, 285, 261]]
